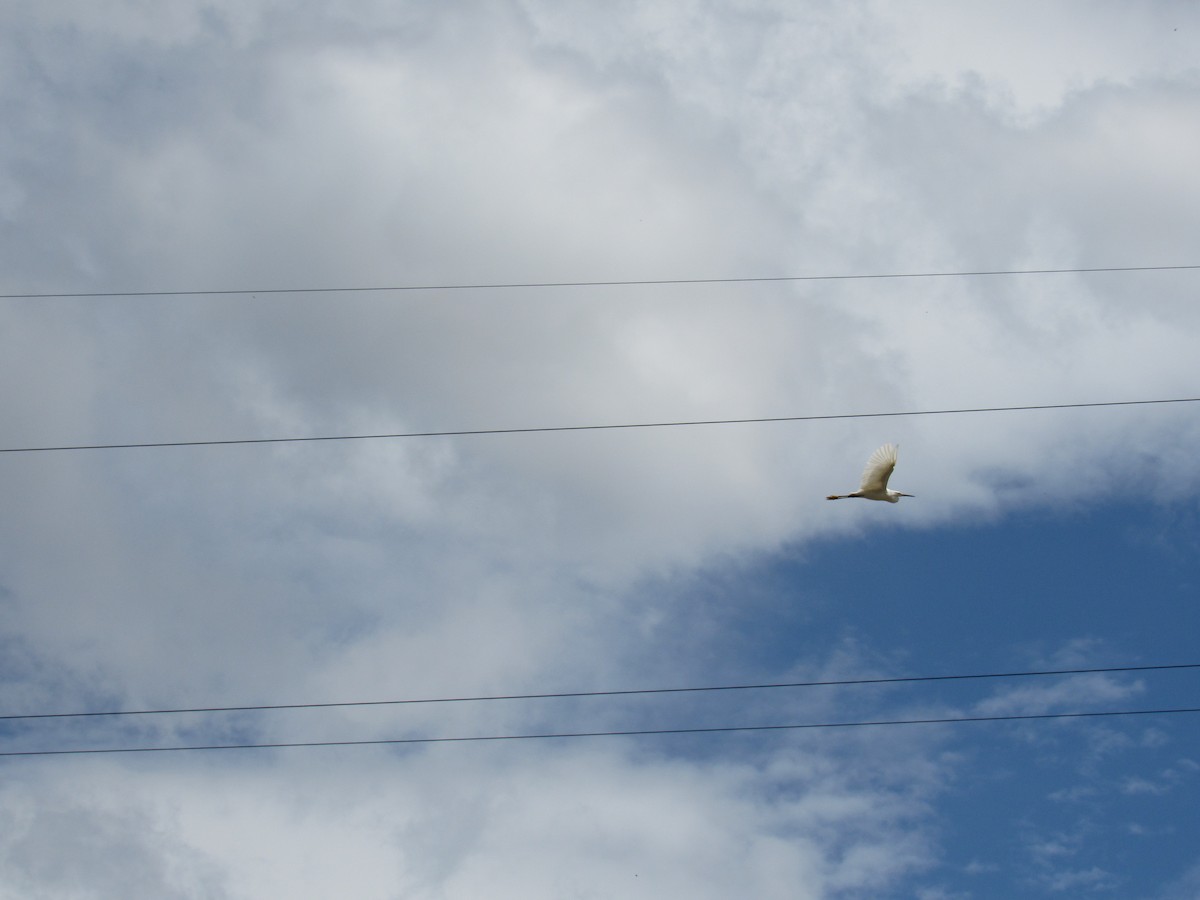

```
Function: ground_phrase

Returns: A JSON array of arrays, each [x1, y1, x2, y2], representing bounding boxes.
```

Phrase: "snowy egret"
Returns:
[[826, 443, 913, 503]]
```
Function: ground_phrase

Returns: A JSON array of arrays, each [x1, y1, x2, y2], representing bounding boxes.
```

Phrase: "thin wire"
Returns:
[[3, 707, 1197, 757], [2, 397, 1197, 455], [2, 264, 1198, 300], [4, 662, 1196, 723]]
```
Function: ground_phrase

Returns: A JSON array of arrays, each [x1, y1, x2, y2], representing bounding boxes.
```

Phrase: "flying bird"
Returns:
[[826, 443, 913, 503]]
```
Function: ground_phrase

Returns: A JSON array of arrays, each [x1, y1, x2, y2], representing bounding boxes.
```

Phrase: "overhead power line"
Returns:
[[3, 662, 1195, 723], [2, 263, 1198, 300], [4, 706, 1198, 758], [2, 397, 1196, 455]]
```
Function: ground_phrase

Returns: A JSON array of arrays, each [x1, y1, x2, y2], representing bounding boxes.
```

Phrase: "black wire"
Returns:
[[4, 662, 1195, 722], [3, 264, 1198, 300], [2, 397, 1196, 455], [4, 706, 1198, 757]]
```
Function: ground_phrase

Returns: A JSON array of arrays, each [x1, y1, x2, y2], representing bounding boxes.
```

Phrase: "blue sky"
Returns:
[[786, 498, 1200, 896], [1, 2, 1199, 897]]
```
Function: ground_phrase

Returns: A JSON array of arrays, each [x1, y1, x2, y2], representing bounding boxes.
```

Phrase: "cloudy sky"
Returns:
[[2, 2, 1199, 897]]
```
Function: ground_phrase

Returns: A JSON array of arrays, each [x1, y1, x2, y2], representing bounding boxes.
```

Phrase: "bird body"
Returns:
[[826, 442, 913, 503]]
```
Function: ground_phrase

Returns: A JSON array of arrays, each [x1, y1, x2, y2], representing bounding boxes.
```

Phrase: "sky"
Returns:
[[1, 1, 1199, 897]]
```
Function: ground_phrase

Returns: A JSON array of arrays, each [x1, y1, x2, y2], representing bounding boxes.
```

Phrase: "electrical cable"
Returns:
[[3, 263, 1198, 300], [3, 662, 1196, 722], [3, 706, 1198, 757], [2, 397, 1197, 454]]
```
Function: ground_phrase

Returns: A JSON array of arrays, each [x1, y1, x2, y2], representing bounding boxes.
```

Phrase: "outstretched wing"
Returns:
[[858, 443, 898, 493]]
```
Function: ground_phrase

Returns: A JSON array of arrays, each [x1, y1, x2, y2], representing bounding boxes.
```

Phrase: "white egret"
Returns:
[[826, 443, 913, 503]]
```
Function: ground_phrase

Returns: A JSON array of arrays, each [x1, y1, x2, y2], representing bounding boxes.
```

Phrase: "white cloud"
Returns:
[[1038, 865, 1115, 893], [0, 740, 942, 900], [1156, 860, 1200, 900], [1121, 776, 1166, 796], [974, 674, 1143, 717], [1, 1, 1198, 896]]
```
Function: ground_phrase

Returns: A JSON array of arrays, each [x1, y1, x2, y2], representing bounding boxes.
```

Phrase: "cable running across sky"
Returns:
[[4, 706, 1199, 758], [1, 397, 1197, 455], [3, 662, 1196, 722], [2, 262, 1198, 300]]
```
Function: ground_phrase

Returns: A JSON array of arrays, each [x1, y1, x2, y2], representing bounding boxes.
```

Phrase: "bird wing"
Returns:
[[858, 443, 898, 492]]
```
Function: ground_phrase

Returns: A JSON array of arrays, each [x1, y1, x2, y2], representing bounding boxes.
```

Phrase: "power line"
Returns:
[[3, 662, 1195, 723], [2, 397, 1196, 455], [4, 706, 1197, 758], [3, 264, 1198, 301]]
